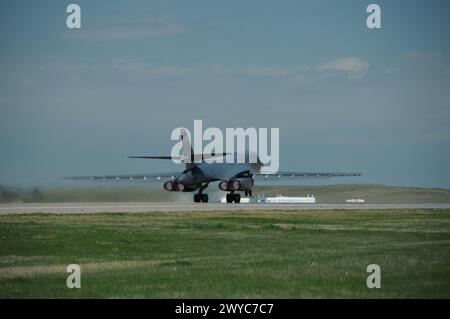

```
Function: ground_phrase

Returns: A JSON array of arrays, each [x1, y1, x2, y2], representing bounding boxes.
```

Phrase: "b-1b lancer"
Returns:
[[68, 130, 361, 203]]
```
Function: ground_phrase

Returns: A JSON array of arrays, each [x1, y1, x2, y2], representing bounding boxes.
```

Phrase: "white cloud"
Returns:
[[111, 58, 192, 77], [65, 17, 187, 40], [243, 65, 296, 77], [316, 57, 369, 73], [211, 64, 307, 78]]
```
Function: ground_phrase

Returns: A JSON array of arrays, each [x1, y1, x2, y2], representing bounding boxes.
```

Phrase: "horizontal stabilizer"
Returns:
[[128, 156, 180, 160], [193, 152, 230, 161], [128, 153, 230, 162]]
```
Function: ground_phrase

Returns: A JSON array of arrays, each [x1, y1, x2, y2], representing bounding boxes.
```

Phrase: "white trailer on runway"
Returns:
[[221, 194, 316, 204]]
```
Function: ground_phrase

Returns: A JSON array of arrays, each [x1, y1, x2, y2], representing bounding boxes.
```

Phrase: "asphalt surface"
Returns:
[[1, 202, 450, 214]]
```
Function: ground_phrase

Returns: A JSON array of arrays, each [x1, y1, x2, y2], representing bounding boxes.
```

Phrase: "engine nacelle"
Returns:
[[218, 178, 253, 191], [233, 178, 254, 191], [163, 180, 199, 192]]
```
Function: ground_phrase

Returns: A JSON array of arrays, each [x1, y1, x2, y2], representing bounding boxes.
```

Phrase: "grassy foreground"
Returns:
[[0, 209, 449, 298]]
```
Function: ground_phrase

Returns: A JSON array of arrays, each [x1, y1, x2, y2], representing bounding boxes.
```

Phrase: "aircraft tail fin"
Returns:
[[179, 128, 195, 169]]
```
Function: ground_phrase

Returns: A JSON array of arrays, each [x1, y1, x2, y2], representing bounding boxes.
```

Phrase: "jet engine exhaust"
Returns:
[[219, 178, 253, 191], [219, 180, 229, 191], [163, 181, 176, 191], [231, 180, 241, 191]]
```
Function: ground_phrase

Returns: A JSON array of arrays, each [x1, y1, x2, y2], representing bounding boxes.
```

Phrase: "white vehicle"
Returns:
[[221, 194, 316, 204], [265, 194, 316, 204], [345, 199, 366, 203]]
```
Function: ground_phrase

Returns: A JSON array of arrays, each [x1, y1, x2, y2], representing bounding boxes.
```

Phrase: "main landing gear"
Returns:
[[225, 189, 252, 203], [194, 193, 208, 203], [193, 183, 209, 203], [226, 192, 241, 203]]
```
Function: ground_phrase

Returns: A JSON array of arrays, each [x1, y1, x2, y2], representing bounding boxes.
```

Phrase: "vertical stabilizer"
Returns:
[[180, 128, 195, 169]]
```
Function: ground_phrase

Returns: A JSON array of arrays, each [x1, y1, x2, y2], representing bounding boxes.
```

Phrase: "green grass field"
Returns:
[[1, 209, 450, 298]]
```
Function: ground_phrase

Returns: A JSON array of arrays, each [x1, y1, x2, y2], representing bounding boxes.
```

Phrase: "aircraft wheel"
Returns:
[[194, 194, 201, 203], [201, 194, 209, 203], [234, 194, 241, 203], [226, 194, 233, 203]]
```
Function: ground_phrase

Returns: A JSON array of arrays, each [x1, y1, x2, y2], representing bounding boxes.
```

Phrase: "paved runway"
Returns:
[[1, 202, 450, 214]]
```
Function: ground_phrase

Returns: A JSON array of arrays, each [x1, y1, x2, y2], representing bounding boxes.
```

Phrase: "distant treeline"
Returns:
[[0, 186, 45, 203], [1, 184, 450, 204], [0, 185, 173, 203]]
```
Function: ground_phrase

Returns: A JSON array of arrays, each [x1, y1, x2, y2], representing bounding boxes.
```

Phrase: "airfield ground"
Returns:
[[0, 208, 449, 298], [2, 184, 450, 204]]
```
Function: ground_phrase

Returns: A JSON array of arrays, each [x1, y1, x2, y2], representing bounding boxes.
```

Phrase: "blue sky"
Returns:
[[1, 0, 450, 188]]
